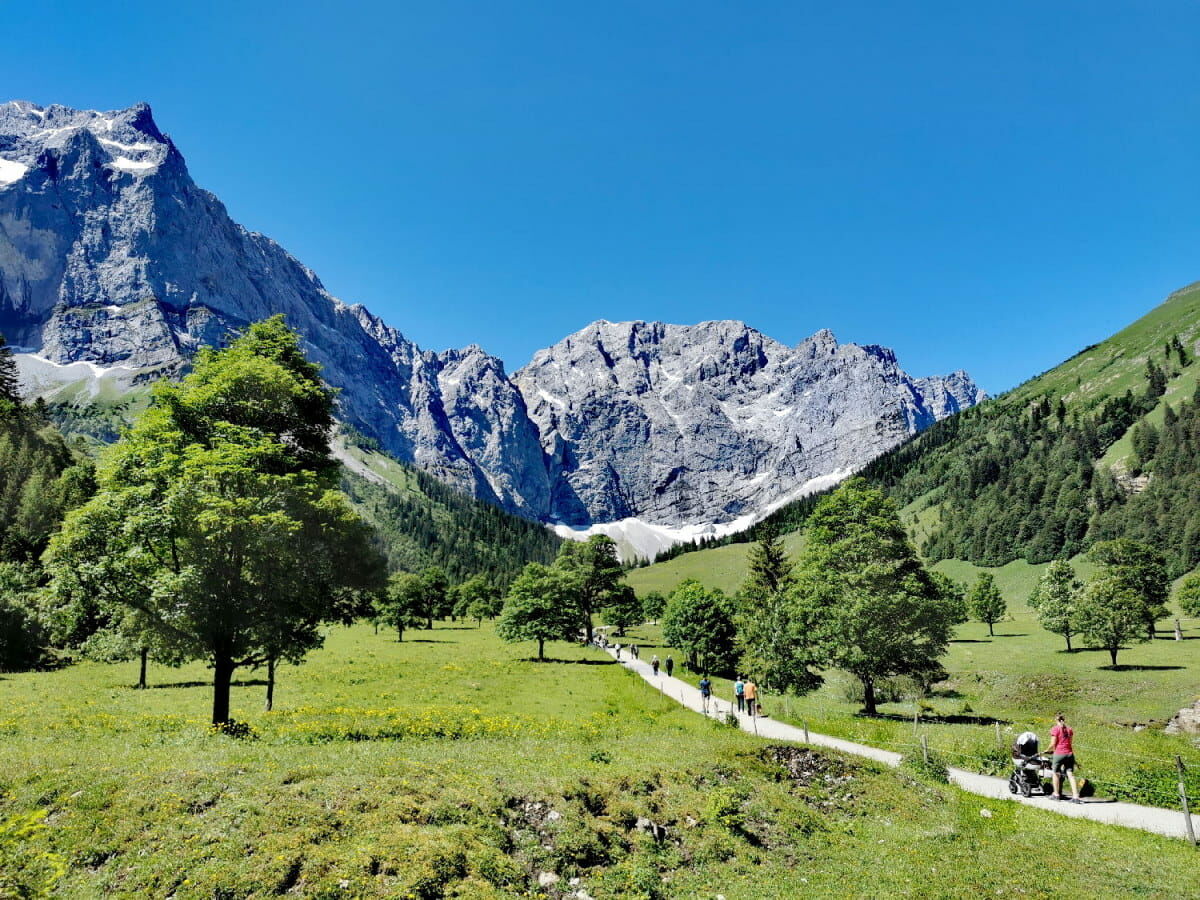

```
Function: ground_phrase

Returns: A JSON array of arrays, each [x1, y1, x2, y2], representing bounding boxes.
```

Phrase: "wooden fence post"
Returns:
[[921, 734, 929, 765], [802, 720, 809, 744], [1177, 756, 1197, 847], [995, 721, 1003, 750]]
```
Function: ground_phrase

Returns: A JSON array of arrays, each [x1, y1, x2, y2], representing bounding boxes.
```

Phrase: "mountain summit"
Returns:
[[0, 101, 984, 542]]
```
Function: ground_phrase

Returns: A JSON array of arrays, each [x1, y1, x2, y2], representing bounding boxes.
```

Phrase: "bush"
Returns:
[[0, 598, 46, 672], [702, 785, 749, 832], [901, 748, 949, 784]]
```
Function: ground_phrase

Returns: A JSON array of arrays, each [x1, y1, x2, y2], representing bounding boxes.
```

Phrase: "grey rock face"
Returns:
[[0, 100, 985, 532], [514, 321, 985, 526]]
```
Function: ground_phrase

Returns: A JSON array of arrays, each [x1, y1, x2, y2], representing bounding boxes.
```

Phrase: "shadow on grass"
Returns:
[[148, 679, 268, 689], [994, 633, 1029, 638], [531, 657, 617, 665], [408, 639, 453, 644], [860, 711, 1010, 726], [950, 639, 992, 644], [1099, 664, 1186, 672]]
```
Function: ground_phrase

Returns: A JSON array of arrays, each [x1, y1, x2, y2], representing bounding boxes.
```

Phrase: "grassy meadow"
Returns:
[[621, 552, 1200, 811], [3, 622, 1199, 898]]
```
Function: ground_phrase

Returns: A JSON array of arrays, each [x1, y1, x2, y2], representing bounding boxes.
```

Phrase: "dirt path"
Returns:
[[608, 647, 1200, 842]]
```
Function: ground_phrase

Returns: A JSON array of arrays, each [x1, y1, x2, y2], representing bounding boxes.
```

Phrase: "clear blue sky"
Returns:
[[4, 2, 1198, 393]]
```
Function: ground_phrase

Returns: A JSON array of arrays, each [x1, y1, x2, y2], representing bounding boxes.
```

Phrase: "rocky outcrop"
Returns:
[[514, 321, 985, 526], [1, 100, 985, 534]]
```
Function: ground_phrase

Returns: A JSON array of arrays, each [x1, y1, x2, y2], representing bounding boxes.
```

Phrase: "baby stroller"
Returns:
[[1007, 732, 1054, 798]]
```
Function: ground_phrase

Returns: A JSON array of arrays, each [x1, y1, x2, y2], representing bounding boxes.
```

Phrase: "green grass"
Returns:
[[626, 531, 804, 597], [3, 623, 1198, 898], [1098, 358, 1200, 468], [1008, 280, 1200, 407], [621, 549, 1200, 813]]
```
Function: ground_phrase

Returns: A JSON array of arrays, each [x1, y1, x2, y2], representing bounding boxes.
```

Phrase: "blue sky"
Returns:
[[4, 2, 1198, 393]]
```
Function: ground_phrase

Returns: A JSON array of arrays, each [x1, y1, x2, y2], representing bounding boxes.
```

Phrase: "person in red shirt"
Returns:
[[1049, 713, 1082, 803]]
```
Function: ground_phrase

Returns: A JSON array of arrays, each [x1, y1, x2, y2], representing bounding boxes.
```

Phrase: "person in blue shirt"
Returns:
[[734, 676, 746, 713], [699, 675, 712, 714]]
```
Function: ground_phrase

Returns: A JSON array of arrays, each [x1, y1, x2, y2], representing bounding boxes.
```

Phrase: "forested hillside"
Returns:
[[650, 281, 1200, 574], [337, 434, 561, 584], [863, 282, 1200, 573], [0, 339, 94, 563]]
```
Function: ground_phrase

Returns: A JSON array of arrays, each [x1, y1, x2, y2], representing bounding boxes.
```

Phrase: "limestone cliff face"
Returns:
[[0, 100, 985, 531], [513, 321, 985, 526]]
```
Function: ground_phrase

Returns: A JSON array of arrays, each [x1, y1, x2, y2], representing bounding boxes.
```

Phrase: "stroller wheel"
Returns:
[[1042, 781, 1055, 796], [1019, 781, 1033, 798], [1007, 776, 1018, 794]]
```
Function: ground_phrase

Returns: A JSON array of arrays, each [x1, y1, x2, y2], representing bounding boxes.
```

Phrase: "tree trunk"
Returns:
[[1109, 647, 1118, 667], [212, 655, 236, 726], [585, 613, 594, 643], [861, 677, 877, 716], [988, 621, 994, 637], [1064, 632, 1072, 652], [374, 621, 379, 635], [265, 657, 276, 712], [137, 647, 148, 689], [537, 638, 545, 661], [397, 625, 404, 642]]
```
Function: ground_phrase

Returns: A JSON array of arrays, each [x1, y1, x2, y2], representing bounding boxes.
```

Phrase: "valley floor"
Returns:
[[1, 624, 1197, 898]]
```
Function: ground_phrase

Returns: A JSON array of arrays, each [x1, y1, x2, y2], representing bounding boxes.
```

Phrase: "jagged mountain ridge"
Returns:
[[0, 100, 985, 533]]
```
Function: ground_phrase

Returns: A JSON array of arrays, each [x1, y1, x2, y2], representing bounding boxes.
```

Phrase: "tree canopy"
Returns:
[[790, 478, 958, 715], [662, 579, 738, 675], [967, 572, 1006, 636], [1029, 559, 1082, 651], [44, 317, 386, 725], [496, 563, 581, 660]]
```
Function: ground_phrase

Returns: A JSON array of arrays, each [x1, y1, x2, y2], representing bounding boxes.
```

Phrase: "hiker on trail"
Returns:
[[1049, 713, 1082, 803], [651, 655, 660, 676], [665, 656, 674, 678], [699, 675, 712, 714], [631, 644, 639, 660], [615, 643, 622, 660], [734, 676, 746, 713], [745, 679, 758, 716]]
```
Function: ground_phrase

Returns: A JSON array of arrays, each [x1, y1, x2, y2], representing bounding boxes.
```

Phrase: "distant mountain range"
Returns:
[[0, 100, 984, 553]]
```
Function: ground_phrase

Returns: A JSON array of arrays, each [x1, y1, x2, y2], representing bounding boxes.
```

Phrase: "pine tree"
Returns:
[[742, 523, 793, 602], [0, 334, 20, 407]]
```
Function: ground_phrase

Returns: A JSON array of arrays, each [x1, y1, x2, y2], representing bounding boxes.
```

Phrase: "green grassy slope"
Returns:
[[2, 623, 1197, 898], [1007, 280, 1200, 407]]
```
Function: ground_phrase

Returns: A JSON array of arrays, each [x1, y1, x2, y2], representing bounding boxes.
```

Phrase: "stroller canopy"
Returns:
[[1013, 731, 1039, 757]]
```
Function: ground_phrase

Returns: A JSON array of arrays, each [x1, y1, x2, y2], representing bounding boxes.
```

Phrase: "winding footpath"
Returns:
[[606, 647, 1200, 842]]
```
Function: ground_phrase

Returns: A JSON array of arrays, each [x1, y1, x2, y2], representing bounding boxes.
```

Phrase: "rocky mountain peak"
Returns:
[[2, 100, 986, 546]]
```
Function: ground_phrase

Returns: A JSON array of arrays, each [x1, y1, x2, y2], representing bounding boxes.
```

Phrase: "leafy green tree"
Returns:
[[382, 572, 427, 641], [457, 574, 502, 626], [601, 583, 641, 636], [1176, 573, 1200, 619], [928, 572, 969, 626], [1077, 574, 1149, 667], [791, 479, 957, 715], [662, 579, 738, 674], [497, 563, 581, 660], [419, 566, 450, 627], [555, 535, 625, 640], [43, 317, 386, 725], [641, 590, 666, 624], [1029, 559, 1082, 651], [0, 561, 45, 671], [968, 572, 1006, 636], [1089, 539, 1170, 639]]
